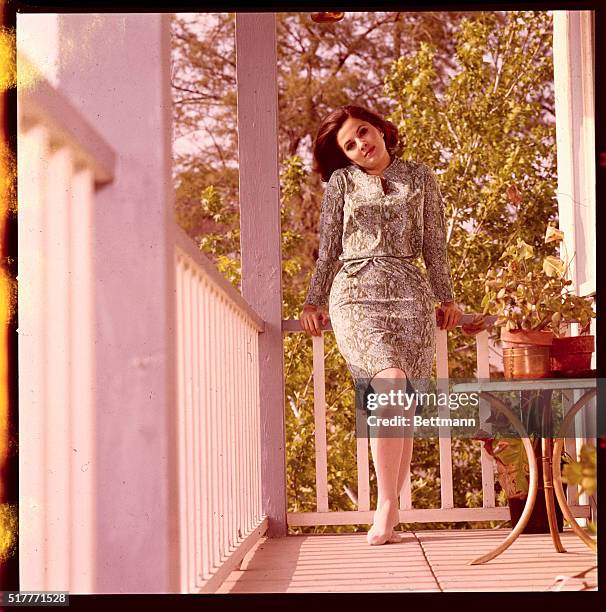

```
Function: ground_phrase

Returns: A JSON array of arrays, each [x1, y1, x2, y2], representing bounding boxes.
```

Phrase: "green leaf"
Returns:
[[551, 311, 561, 325], [544, 225, 564, 244], [493, 438, 527, 467], [543, 256, 565, 277], [517, 241, 534, 260]]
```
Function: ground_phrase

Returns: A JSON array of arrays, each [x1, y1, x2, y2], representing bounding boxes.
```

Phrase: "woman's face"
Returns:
[[335, 116, 390, 174]]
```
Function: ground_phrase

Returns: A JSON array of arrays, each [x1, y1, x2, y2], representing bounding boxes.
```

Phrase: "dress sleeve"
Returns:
[[421, 164, 455, 303], [304, 170, 345, 309]]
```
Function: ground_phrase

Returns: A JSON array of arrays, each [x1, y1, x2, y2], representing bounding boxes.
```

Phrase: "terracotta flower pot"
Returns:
[[500, 328, 554, 379], [500, 328, 555, 349], [503, 346, 552, 379], [551, 335, 595, 376]]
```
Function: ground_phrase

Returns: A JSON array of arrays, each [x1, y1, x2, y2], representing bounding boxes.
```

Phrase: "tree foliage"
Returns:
[[384, 10, 557, 376]]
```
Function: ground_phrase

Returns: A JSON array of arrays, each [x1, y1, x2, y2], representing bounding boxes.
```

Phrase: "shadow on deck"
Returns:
[[217, 528, 597, 593]]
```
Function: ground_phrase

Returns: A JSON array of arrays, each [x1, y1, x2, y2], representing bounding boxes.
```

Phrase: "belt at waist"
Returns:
[[339, 255, 415, 277]]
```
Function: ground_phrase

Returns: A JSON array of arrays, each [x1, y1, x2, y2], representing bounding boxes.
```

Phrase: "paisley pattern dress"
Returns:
[[304, 155, 455, 394]]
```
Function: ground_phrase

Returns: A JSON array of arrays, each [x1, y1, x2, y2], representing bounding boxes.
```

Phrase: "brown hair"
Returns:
[[312, 105, 399, 182]]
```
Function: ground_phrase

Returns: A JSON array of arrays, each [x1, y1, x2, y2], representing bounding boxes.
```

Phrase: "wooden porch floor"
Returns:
[[216, 528, 597, 593]]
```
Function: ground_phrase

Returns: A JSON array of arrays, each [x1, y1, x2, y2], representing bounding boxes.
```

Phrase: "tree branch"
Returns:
[[330, 13, 402, 79]]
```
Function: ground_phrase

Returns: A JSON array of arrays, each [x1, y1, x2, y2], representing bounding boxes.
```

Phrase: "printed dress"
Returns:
[[304, 155, 455, 395]]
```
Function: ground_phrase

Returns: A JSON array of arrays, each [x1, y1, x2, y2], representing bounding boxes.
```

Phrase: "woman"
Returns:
[[300, 105, 483, 546]]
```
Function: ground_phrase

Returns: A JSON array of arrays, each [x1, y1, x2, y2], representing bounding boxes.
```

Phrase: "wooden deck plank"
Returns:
[[216, 532, 438, 593], [214, 529, 597, 593], [417, 528, 597, 592]]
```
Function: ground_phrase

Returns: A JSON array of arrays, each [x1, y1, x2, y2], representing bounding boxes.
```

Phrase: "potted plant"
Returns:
[[480, 223, 595, 378], [474, 393, 567, 533], [484, 435, 567, 533], [540, 225, 596, 376]]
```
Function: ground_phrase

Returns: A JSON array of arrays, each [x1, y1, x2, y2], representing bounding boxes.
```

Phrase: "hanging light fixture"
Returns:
[[310, 12, 345, 23]]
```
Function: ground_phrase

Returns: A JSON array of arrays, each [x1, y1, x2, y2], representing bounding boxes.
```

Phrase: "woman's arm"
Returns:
[[421, 164, 455, 304], [304, 170, 346, 310]]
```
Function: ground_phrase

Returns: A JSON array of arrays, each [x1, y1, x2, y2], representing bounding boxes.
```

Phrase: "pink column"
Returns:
[[56, 13, 180, 592], [235, 13, 287, 537]]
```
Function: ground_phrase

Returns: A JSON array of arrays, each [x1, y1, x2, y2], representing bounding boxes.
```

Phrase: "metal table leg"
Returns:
[[469, 392, 539, 565], [532, 388, 566, 552], [542, 436, 566, 552], [552, 389, 597, 552]]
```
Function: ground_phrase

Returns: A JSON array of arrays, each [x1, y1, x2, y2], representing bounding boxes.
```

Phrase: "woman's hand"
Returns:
[[300, 303, 330, 337], [461, 314, 489, 336], [438, 300, 462, 331]]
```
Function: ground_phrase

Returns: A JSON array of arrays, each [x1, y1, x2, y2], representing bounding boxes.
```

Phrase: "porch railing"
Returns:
[[17, 66, 115, 591], [281, 320, 594, 527], [174, 226, 267, 593]]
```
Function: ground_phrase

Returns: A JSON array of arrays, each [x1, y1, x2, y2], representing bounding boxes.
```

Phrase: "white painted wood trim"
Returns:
[[287, 505, 591, 526], [399, 474, 412, 511], [175, 258, 266, 591], [198, 517, 269, 594], [435, 329, 454, 509], [553, 11, 595, 296], [174, 225, 264, 332], [578, 10, 595, 293], [312, 335, 329, 513], [282, 313, 489, 333], [18, 124, 99, 590], [175, 258, 190, 593], [356, 438, 371, 512], [69, 166, 95, 592], [192, 272, 204, 582], [476, 331, 496, 508], [236, 12, 287, 537], [45, 145, 73, 588], [18, 124, 49, 589], [17, 53, 115, 184], [578, 279, 595, 297]]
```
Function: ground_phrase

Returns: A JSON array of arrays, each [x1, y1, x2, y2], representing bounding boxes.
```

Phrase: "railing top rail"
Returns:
[[174, 224, 265, 332], [17, 54, 116, 184], [282, 312, 496, 333]]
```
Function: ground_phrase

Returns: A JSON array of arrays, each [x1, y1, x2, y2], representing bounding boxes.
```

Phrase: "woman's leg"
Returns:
[[395, 386, 416, 510], [395, 437, 414, 504], [366, 367, 412, 545]]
